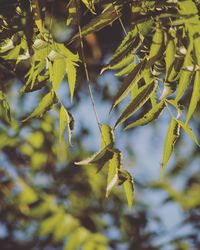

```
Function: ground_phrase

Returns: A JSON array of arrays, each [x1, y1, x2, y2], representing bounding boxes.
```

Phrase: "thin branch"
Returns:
[[75, 0, 102, 132]]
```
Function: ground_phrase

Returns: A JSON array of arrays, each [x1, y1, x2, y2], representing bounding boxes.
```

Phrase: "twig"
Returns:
[[75, 0, 102, 132]]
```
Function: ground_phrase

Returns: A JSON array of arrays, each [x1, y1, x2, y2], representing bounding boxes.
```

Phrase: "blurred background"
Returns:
[[0, 1, 200, 250]]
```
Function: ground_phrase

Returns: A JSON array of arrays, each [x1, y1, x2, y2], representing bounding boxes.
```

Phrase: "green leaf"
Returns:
[[59, 105, 74, 145], [175, 70, 193, 102], [115, 63, 136, 77], [65, 58, 77, 101], [49, 58, 66, 91], [165, 36, 176, 75], [110, 59, 147, 111], [102, 30, 140, 71], [115, 81, 157, 128], [0, 91, 11, 124], [161, 118, 180, 174], [146, 24, 164, 67], [100, 124, 115, 149], [75, 146, 114, 169], [194, 34, 200, 66], [106, 150, 122, 197], [118, 170, 134, 208], [124, 100, 165, 130], [23, 91, 57, 121], [166, 56, 184, 83], [176, 120, 200, 147], [185, 70, 200, 123], [69, 5, 122, 43]]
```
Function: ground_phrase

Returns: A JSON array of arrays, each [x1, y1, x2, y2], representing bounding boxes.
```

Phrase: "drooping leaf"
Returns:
[[100, 124, 115, 149], [102, 31, 140, 71], [176, 120, 200, 147], [124, 100, 165, 130], [146, 24, 164, 67], [106, 150, 122, 197], [69, 5, 122, 43], [65, 58, 77, 101], [161, 118, 180, 174], [110, 59, 147, 111], [194, 34, 200, 66], [59, 105, 74, 145], [115, 63, 136, 77], [75, 146, 114, 170], [118, 170, 134, 208], [23, 90, 57, 121], [0, 91, 11, 124], [48, 58, 66, 91], [166, 56, 184, 82], [115, 81, 157, 128], [185, 70, 200, 123], [165, 35, 176, 75]]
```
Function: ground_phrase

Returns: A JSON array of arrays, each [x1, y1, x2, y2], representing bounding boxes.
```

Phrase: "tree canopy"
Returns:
[[0, 0, 200, 249]]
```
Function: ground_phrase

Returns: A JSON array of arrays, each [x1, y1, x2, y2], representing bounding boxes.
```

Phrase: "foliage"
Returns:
[[0, 0, 200, 249]]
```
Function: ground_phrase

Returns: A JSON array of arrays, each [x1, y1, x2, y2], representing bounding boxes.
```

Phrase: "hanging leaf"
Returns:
[[48, 58, 66, 91], [118, 170, 134, 208], [102, 32, 140, 72], [176, 120, 200, 147], [185, 70, 200, 123], [124, 100, 165, 130], [23, 91, 57, 121], [166, 56, 184, 83], [115, 63, 136, 77], [75, 146, 114, 172], [161, 118, 180, 174], [115, 81, 157, 128], [59, 105, 74, 145], [0, 91, 11, 124], [165, 35, 176, 75], [193, 34, 200, 66], [101, 124, 115, 149], [175, 41, 193, 101], [69, 5, 122, 43], [65, 59, 77, 101], [110, 59, 147, 112], [146, 24, 164, 67], [106, 150, 122, 197]]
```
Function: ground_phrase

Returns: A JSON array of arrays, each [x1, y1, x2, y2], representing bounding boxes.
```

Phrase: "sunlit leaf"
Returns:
[[185, 70, 200, 123], [59, 105, 74, 145], [161, 118, 180, 174], [23, 90, 57, 121], [115, 81, 157, 128], [118, 170, 134, 208], [101, 124, 115, 149], [124, 100, 165, 130], [106, 150, 122, 197], [176, 120, 200, 147], [110, 59, 147, 111]]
